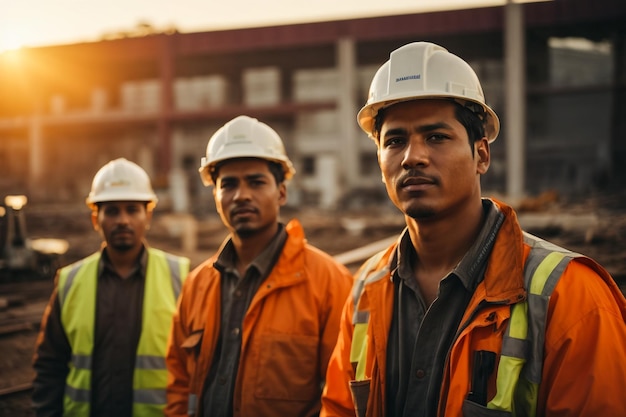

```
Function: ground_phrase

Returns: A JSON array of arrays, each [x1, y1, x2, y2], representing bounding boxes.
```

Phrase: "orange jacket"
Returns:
[[166, 219, 353, 417], [321, 200, 626, 417]]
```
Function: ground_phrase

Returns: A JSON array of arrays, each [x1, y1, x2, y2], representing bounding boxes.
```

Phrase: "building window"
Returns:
[[301, 156, 315, 176], [360, 152, 378, 176]]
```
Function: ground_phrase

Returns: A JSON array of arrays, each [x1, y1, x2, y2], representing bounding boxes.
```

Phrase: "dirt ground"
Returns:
[[1, 191, 624, 415]]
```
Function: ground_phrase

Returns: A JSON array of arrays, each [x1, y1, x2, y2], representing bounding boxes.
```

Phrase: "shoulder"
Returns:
[[58, 252, 100, 279], [183, 257, 219, 287], [554, 258, 625, 316], [147, 247, 190, 263]]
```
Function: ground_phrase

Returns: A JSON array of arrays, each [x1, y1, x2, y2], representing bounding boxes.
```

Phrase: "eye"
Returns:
[[383, 135, 406, 148], [219, 180, 237, 190], [250, 179, 267, 187], [103, 207, 119, 216], [426, 133, 449, 142]]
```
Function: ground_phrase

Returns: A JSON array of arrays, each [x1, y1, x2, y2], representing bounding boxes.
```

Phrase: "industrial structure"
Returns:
[[0, 0, 624, 215]]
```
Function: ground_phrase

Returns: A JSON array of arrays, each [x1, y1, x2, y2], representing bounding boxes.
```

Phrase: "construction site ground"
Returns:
[[1, 190, 625, 415]]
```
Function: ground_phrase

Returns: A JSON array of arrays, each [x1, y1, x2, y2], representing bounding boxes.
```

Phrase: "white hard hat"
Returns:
[[86, 158, 158, 210], [199, 115, 296, 186], [358, 41, 500, 142]]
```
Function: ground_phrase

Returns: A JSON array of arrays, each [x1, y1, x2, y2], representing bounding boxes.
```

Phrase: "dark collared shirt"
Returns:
[[385, 200, 504, 417], [202, 224, 287, 417], [91, 247, 147, 417]]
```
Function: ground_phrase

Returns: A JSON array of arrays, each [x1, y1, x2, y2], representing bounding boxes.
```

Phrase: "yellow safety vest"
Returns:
[[58, 248, 190, 417], [349, 232, 584, 417]]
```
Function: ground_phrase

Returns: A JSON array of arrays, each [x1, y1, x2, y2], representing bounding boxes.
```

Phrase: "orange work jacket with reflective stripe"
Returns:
[[166, 219, 353, 417], [321, 199, 626, 417]]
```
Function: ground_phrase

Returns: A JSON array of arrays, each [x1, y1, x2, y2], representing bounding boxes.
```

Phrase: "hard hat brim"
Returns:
[[358, 94, 500, 143]]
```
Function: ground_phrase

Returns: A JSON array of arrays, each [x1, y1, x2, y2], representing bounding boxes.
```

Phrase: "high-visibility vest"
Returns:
[[58, 248, 190, 417], [349, 232, 591, 417]]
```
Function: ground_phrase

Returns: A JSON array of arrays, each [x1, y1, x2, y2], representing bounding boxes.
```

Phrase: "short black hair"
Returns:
[[211, 158, 285, 185]]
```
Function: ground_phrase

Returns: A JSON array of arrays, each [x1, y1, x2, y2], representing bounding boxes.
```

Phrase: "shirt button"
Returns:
[[416, 369, 426, 379], [218, 376, 227, 385], [231, 327, 240, 336], [234, 289, 242, 298]]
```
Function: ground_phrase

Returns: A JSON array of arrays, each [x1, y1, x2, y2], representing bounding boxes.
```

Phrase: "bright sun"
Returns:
[[0, 26, 27, 54]]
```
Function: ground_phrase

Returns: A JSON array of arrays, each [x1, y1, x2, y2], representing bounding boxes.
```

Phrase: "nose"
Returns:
[[401, 137, 429, 170], [233, 184, 252, 201], [117, 209, 131, 224]]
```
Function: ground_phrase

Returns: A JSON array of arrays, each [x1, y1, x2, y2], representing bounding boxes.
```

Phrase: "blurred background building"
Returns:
[[0, 0, 624, 217]]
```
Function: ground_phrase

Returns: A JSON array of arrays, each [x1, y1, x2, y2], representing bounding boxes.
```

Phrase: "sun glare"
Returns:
[[0, 26, 27, 54]]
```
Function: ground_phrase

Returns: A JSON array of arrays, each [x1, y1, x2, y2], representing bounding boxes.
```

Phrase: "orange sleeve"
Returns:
[[319, 262, 354, 381], [321, 294, 358, 417], [165, 283, 192, 417], [540, 260, 626, 416]]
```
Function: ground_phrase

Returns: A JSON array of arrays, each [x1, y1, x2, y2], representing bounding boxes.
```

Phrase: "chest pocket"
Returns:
[[253, 333, 320, 401]]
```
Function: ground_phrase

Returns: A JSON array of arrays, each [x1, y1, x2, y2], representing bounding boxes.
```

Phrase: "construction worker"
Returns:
[[32, 157, 190, 417], [321, 41, 626, 417], [165, 115, 353, 417]]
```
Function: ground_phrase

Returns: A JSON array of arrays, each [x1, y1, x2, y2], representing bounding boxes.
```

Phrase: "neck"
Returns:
[[231, 223, 279, 274], [106, 244, 143, 278], [407, 199, 485, 275]]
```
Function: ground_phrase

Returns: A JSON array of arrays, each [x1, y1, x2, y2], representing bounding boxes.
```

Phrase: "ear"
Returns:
[[278, 182, 287, 207], [145, 207, 153, 230], [212, 187, 223, 217], [475, 138, 490, 175], [91, 210, 100, 231], [377, 149, 385, 184]]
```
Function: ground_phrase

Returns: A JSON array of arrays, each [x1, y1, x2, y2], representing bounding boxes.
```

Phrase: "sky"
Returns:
[[0, 0, 546, 54]]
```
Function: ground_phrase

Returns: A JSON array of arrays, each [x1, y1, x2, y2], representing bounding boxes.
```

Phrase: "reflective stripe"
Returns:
[[525, 253, 572, 384], [351, 267, 388, 324], [346, 250, 390, 383], [487, 355, 525, 412], [353, 310, 370, 325], [71, 354, 92, 370], [529, 252, 565, 295], [135, 355, 166, 370], [59, 262, 82, 308], [65, 384, 90, 402], [134, 388, 166, 404], [489, 300, 528, 412], [165, 253, 183, 300], [351, 323, 369, 381], [188, 393, 197, 415], [488, 235, 577, 416]]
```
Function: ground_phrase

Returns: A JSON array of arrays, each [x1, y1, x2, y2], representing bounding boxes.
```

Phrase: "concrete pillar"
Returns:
[[504, 0, 526, 201], [336, 38, 359, 195], [28, 113, 43, 198], [318, 154, 339, 210]]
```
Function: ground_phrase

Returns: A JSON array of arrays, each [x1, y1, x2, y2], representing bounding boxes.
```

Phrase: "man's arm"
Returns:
[[321, 294, 358, 417], [165, 292, 192, 417], [540, 260, 626, 416], [32, 284, 71, 417]]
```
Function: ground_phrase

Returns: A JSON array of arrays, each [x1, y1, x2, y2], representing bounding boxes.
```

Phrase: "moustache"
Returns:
[[230, 205, 257, 216], [398, 169, 438, 186], [111, 227, 133, 235]]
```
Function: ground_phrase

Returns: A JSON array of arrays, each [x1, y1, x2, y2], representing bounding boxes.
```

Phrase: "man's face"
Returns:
[[213, 159, 286, 238], [92, 201, 151, 253], [377, 99, 490, 220]]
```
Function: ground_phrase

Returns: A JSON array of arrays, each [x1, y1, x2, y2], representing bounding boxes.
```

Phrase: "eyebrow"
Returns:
[[220, 172, 268, 182], [383, 122, 454, 138]]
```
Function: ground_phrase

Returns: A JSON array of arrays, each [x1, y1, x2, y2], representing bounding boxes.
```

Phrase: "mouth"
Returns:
[[113, 229, 133, 235], [231, 206, 257, 218], [400, 176, 436, 192]]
